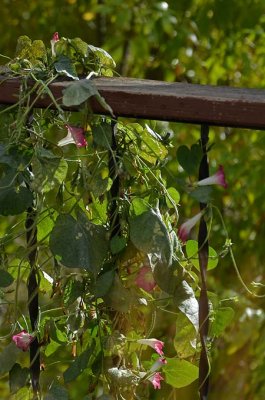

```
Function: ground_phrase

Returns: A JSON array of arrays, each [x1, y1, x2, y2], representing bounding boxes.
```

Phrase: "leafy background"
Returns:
[[1, 0, 265, 399]]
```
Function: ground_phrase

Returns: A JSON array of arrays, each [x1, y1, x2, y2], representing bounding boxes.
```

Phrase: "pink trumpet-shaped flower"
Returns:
[[58, 125, 87, 148], [135, 266, 156, 292], [148, 372, 164, 389], [137, 338, 164, 356], [197, 165, 228, 188], [51, 32, 59, 57], [12, 330, 34, 352], [149, 357, 167, 373], [178, 211, 203, 243]]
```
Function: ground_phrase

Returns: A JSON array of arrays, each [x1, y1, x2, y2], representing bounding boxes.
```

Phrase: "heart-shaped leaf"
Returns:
[[177, 144, 202, 176], [50, 211, 108, 274]]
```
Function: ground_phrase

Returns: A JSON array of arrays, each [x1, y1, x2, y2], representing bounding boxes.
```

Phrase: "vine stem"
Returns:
[[212, 205, 265, 298], [26, 207, 40, 397], [108, 121, 120, 238], [25, 113, 40, 397]]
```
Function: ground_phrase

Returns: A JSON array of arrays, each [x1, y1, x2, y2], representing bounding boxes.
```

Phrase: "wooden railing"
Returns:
[[1, 74, 263, 400], [1, 75, 265, 129]]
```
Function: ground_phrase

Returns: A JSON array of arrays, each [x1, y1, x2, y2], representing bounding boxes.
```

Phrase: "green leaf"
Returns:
[[153, 262, 179, 294], [9, 387, 31, 400], [50, 211, 108, 273], [164, 358, 199, 388], [130, 198, 150, 216], [0, 343, 20, 376], [186, 240, 219, 270], [210, 307, 235, 337], [189, 186, 212, 203], [70, 38, 89, 57], [0, 270, 14, 287], [9, 363, 29, 394], [129, 208, 172, 265], [91, 270, 115, 298], [104, 274, 132, 312], [174, 313, 197, 358], [166, 187, 180, 208], [30, 40, 47, 64], [139, 129, 168, 164], [107, 367, 139, 386], [110, 236, 127, 255], [177, 144, 202, 175], [62, 80, 114, 116], [92, 123, 113, 148], [91, 350, 103, 375], [32, 149, 68, 194], [37, 210, 55, 242], [44, 384, 69, 400], [54, 55, 78, 80], [174, 280, 199, 331], [63, 345, 94, 383], [62, 80, 99, 106], [63, 279, 84, 306], [47, 320, 68, 344], [88, 45, 116, 68], [0, 186, 33, 216], [0, 169, 33, 216], [44, 339, 61, 357], [15, 36, 32, 59]]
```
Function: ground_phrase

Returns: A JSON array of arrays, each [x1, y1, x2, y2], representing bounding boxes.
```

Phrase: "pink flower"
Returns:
[[135, 266, 156, 292], [197, 165, 228, 188], [12, 330, 34, 352], [177, 211, 203, 243], [137, 338, 164, 356], [51, 32, 60, 57], [58, 125, 87, 148], [149, 372, 164, 389], [52, 32, 60, 42], [149, 357, 167, 373]]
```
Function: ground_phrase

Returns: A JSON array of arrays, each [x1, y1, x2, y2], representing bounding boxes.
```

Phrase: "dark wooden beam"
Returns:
[[1, 75, 265, 129]]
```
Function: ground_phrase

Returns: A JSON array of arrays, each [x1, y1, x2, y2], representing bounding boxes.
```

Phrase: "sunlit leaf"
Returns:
[[174, 280, 199, 331], [32, 149, 68, 194], [164, 358, 199, 388], [186, 240, 219, 270], [129, 208, 172, 265], [166, 187, 180, 208], [88, 45, 116, 68], [210, 307, 235, 337], [174, 313, 197, 358]]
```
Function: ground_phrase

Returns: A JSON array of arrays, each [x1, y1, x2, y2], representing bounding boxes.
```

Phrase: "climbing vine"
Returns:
[[0, 33, 237, 400]]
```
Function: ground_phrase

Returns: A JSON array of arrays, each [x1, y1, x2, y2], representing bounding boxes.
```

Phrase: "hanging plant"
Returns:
[[0, 33, 238, 400]]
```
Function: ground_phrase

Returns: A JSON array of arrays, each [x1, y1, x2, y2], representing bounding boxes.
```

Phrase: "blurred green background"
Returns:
[[1, 0, 265, 399]]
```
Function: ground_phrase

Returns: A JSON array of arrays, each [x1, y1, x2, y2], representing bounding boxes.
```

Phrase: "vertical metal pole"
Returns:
[[198, 124, 210, 400]]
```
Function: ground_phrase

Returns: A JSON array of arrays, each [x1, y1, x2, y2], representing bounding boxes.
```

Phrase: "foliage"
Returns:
[[0, 1, 265, 399], [0, 30, 235, 399]]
